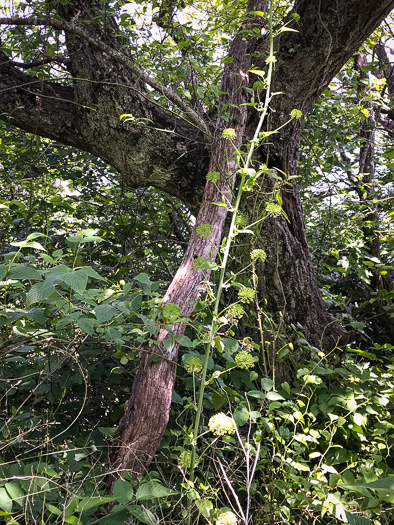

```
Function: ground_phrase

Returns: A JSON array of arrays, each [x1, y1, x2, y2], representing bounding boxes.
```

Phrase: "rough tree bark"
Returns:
[[1, 0, 394, 483]]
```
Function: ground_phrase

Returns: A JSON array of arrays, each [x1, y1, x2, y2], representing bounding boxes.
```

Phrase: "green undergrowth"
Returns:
[[0, 239, 393, 524]]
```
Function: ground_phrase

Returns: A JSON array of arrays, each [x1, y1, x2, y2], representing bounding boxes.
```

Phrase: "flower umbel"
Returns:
[[290, 108, 302, 119], [196, 223, 213, 239], [216, 511, 238, 525], [238, 287, 255, 304], [251, 249, 267, 262], [208, 413, 236, 436], [192, 257, 206, 271], [222, 128, 236, 140], [235, 212, 247, 227], [184, 357, 203, 373], [266, 202, 282, 216], [178, 450, 199, 469], [227, 303, 244, 321], [206, 171, 220, 183], [235, 350, 255, 369]]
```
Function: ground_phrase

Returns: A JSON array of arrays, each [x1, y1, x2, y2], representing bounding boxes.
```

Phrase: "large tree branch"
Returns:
[[0, 15, 210, 136], [0, 52, 209, 210], [108, 0, 269, 483], [0, 51, 79, 144]]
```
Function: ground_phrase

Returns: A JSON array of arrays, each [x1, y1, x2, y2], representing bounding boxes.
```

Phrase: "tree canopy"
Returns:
[[0, 1, 393, 524]]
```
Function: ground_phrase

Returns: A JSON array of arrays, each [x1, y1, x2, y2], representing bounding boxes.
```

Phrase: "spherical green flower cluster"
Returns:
[[238, 287, 255, 304], [266, 202, 282, 216], [178, 450, 199, 469], [290, 108, 302, 119], [206, 171, 220, 183], [222, 128, 236, 140], [253, 80, 265, 91], [192, 257, 206, 271], [208, 413, 236, 436], [184, 356, 203, 373], [163, 303, 181, 323], [227, 303, 244, 320], [250, 249, 267, 262], [196, 223, 213, 239], [235, 212, 247, 227], [216, 511, 238, 525], [235, 350, 255, 369]]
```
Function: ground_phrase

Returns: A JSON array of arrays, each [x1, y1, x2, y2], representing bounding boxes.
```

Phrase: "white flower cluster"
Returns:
[[208, 413, 236, 436]]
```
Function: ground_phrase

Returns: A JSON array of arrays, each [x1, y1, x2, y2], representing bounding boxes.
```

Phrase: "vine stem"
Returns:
[[188, 0, 275, 499]]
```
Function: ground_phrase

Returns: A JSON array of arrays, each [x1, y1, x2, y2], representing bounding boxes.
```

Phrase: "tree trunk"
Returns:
[[107, 4, 265, 484]]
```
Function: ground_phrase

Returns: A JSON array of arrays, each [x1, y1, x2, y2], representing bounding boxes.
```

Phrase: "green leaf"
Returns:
[[26, 307, 46, 323], [133, 273, 152, 293], [345, 511, 373, 525], [171, 390, 183, 404], [247, 390, 266, 398], [261, 377, 274, 391], [98, 427, 116, 436], [66, 231, 103, 244], [94, 305, 117, 324], [222, 338, 239, 355], [64, 496, 79, 517], [78, 496, 115, 511], [212, 393, 227, 410], [175, 335, 194, 348], [129, 505, 158, 524], [250, 69, 266, 78], [97, 508, 131, 524], [279, 27, 298, 33], [0, 488, 12, 513], [265, 391, 285, 401], [5, 482, 24, 506], [222, 56, 234, 64], [11, 240, 46, 251], [65, 516, 82, 525], [349, 321, 366, 330], [26, 232, 46, 241], [139, 314, 158, 336], [82, 266, 106, 281], [195, 498, 213, 517], [113, 479, 134, 505], [60, 269, 89, 294], [177, 40, 188, 50], [0, 264, 7, 280], [233, 406, 249, 426], [46, 504, 63, 516], [26, 280, 57, 306], [9, 264, 41, 280], [353, 477, 394, 493], [136, 481, 177, 501], [77, 317, 97, 336]]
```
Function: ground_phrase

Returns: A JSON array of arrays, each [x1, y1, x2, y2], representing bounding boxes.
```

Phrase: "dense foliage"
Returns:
[[0, 1, 393, 524]]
